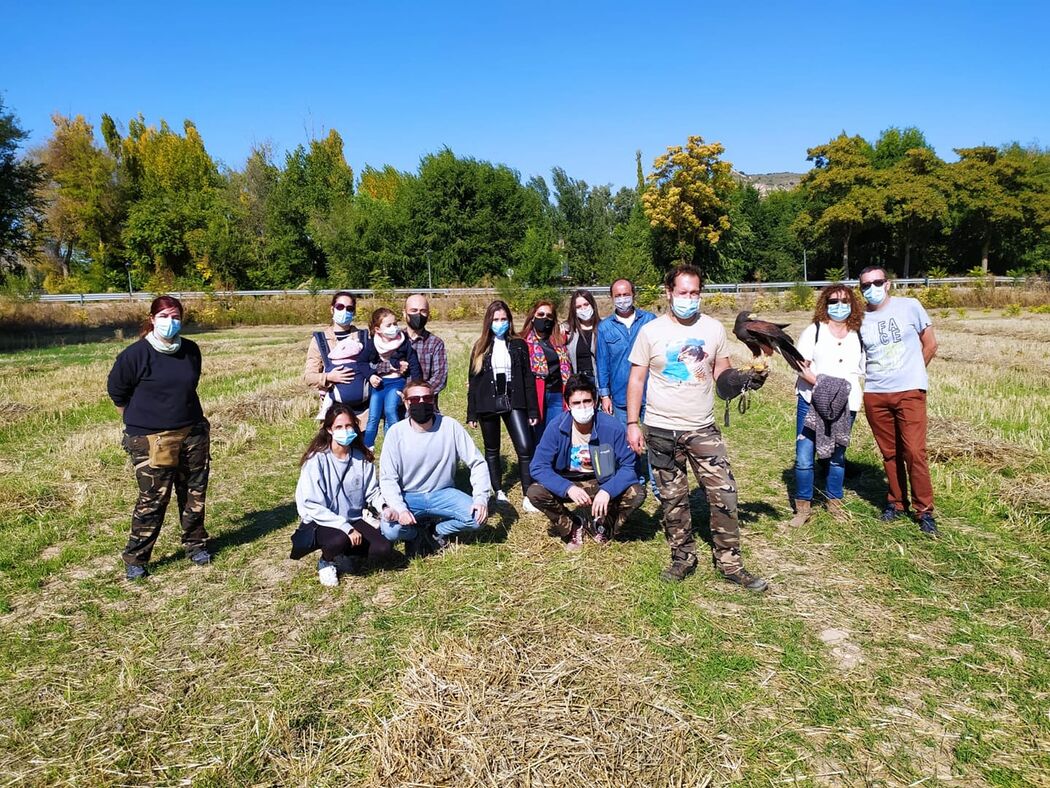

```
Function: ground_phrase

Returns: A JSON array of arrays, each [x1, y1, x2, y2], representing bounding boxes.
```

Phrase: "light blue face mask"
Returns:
[[671, 296, 700, 319], [154, 316, 182, 340], [332, 428, 357, 446], [491, 320, 510, 338], [828, 303, 852, 322], [333, 306, 354, 325], [862, 284, 887, 306]]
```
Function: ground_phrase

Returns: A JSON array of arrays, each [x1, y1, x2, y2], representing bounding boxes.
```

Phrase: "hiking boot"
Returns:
[[826, 498, 848, 522], [564, 517, 585, 552], [722, 567, 769, 593], [317, 559, 338, 587], [881, 504, 903, 522], [788, 499, 812, 528], [918, 512, 939, 537], [188, 548, 212, 566], [125, 564, 149, 581], [659, 555, 698, 583]]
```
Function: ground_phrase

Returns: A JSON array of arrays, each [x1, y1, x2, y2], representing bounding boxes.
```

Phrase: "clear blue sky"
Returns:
[[3, 0, 1047, 189]]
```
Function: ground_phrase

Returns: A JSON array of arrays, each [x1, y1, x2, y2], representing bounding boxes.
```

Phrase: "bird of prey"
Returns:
[[733, 310, 806, 373]]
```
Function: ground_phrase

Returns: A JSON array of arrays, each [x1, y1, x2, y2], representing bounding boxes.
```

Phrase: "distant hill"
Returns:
[[732, 171, 804, 195]]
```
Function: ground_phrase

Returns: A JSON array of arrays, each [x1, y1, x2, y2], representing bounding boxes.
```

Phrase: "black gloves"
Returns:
[[716, 366, 769, 401]]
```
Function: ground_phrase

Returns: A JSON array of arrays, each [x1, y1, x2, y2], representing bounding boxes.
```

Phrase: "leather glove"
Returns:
[[716, 367, 769, 401]]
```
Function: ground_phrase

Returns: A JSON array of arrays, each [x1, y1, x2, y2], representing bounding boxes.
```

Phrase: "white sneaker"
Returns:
[[495, 490, 510, 503], [522, 496, 541, 515], [317, 560, 338, 587]]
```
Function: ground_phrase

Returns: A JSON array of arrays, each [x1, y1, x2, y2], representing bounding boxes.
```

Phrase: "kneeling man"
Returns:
[[527, 374, 645, 550], [379, 380, 492, 553]]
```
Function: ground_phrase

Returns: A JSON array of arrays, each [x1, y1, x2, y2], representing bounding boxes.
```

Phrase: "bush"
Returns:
[[1003, 303, 1022, 317], [751, 293, 780, 313], [915, 286, 955, 309], [702, 293, 738, 313], [785, 282, 814, 311]]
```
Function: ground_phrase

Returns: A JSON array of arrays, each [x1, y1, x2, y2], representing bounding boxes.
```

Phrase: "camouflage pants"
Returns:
[[121, 421, 211, 566], [526, 479, 646, 538], [645, 424, 742, 573]]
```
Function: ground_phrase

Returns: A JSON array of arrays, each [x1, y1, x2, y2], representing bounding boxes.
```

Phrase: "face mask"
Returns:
[[491, 320, 509, 338], [332, 428, 357, 446], [381, 324, 401, 339], [407, 313, 428, 331], [570, 405, 595, 424], [828, 303, 852, 322], [333, 307, 354, 325], [533, 317, 553, 335], [862, 284, 887, 306], [671, 296, 700, 320], [408, 402, 435, 424], [153, 316, 182, 340], [613, 295, 634, 314], [576, 306, 594, 322]]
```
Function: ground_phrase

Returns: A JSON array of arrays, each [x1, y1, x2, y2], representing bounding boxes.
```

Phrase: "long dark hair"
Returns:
[[299, 404, 374, 466], [813, 283, 864, 334], [522, 299, 565, 346], [565, 289, 599, 338], [471, 299, 516, 374], [139, 295, 184, 338]]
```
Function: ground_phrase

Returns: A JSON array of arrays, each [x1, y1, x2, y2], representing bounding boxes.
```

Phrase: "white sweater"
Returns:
[[795, 321, 865, 413]]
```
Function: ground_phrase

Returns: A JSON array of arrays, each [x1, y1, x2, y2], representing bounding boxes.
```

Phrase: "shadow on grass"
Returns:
[[777, 458, 888, 515]]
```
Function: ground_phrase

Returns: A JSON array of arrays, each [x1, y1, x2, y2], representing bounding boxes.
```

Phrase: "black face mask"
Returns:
[[408, 402, 435, 424], [533, 317, 553, 336], [407, 313, 428, 331]]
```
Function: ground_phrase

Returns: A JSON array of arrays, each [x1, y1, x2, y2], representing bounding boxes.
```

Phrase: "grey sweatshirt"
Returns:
[[379, 415, 491, 510], [295, 449, 384, 534]]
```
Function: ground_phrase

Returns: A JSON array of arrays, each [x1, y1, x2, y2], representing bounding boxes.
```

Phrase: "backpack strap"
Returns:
[[314, 331, 332, 371]]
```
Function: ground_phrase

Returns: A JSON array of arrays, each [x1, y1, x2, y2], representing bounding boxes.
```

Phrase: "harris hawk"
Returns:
[[733, 310, 806, 374]]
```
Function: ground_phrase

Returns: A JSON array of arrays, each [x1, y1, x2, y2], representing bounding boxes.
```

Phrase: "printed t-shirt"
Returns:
[[860, 297, 932, 393], [569, 423, 593, 475]]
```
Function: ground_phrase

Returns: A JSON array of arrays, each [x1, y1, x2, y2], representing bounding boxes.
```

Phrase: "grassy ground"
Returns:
[[0, 313, 1047, 786]]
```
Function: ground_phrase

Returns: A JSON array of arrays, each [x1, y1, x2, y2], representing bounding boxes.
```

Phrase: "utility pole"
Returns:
[[426, 248, 432, 289], [802, 249, 807, 282], [125, 262, 134, 299]]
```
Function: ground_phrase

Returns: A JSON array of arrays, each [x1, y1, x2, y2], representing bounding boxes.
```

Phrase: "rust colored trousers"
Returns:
[[863, 389, 934, 515]]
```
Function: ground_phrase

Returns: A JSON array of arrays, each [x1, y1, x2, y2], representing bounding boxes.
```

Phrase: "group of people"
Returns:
[[106, 262, 938, 592]]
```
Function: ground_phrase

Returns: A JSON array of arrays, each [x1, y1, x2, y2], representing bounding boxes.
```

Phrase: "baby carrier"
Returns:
[[314, 330, 372, 409]]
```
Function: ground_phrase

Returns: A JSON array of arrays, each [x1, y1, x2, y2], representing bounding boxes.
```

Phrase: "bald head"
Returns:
[[405, 293, 430, 334]]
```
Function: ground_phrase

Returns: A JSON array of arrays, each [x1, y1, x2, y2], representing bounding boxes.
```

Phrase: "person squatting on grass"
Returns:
[[521, 299, 572, 445], [292, 404, 393, 586], [626, 265, 770, 592], [304, 291, 374, 422], [858, 266, 940, 536], [380, 380, 493, 555], [467, 300, 540, 511], [403, 293, 448, 411], [106, 296, 212, 581], [788, 283, 866, 527], [527, 374, 645, 551], [363, 307, 423, 449]]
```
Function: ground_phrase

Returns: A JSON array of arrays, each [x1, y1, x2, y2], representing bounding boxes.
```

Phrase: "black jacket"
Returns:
[[107, 337, 205, 435], [467, 337, 540, 421]]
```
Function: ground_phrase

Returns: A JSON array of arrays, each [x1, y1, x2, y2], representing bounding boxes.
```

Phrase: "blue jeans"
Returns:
[[380, 488, 481, 542], [794, 395, 856, 501], [612, 403, 659, 499], [365, 376, 406, 448], [533, 390, 564, 444]]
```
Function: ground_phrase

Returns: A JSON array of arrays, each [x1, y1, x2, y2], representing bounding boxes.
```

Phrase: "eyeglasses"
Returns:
[[333, 303, 354, 311], [860, 279, 887, 289], [827, 298, 850, 304], [404, 394, 434, 404]]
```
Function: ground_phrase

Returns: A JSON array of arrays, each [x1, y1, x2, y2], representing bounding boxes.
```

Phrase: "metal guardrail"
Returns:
[[35, 277, 1020, 304]]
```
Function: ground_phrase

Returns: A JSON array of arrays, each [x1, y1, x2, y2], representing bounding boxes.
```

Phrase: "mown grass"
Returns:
[[0, 313, 1047, 786]]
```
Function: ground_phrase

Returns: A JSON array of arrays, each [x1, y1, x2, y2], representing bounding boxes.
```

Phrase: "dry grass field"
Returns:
[[0, 311, 1047, 786]]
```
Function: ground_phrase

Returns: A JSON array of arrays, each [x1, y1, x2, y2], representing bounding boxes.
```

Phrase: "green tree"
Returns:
[[880, 147, 948, 277], [872, 126, 933, 170], [0, 97, 44, 273], [948, 146, 1025, 273]]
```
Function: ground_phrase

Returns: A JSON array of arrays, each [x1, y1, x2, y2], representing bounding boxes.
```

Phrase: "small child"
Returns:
[[364, 308, 423, 447]]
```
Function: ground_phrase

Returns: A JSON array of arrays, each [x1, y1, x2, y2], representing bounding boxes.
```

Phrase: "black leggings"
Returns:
[[478, 409, 535, 494], [315, 519, 393, 562]]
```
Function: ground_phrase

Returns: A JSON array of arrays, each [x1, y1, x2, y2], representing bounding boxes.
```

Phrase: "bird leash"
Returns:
[[724, 381, 753, 427]]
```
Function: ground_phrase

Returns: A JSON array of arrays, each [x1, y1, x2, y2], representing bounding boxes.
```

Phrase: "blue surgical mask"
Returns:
[[491, 320, 509, 338], [333, 307, 354, 325], [828, 303, 852, 322], [862, 284, 887, 306], [332, 428, 357, 446], [154, 316, 181, 340], [671, 296, 700, 320]]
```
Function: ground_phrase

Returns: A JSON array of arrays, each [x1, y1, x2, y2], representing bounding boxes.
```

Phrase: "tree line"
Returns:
[[1, 95, 1047, 294]]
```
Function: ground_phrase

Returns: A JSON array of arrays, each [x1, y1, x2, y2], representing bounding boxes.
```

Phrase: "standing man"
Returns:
[[379, 380, 491, 553], [858, 266, 939, 535], [626, 264, 768, 591], [596, 278, 657, 487], [404, 293, 448, 409]]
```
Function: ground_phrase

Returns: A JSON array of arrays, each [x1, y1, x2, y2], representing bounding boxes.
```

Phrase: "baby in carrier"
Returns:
[[314, 331, 372, 420]]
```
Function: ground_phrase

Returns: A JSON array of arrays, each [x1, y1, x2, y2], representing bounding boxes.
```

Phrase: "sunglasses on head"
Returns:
[[333, 303, 354, 311], [861, 279, 887, 289], [404, 394, 434, 404], [827, 297, 850, 304]]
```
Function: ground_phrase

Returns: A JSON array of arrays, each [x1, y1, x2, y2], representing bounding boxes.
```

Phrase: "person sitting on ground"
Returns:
[[364, 307, 423, 449], [293, 404, 393, 587], [379, 380, 492, 554], [527, 374, 646, 551]]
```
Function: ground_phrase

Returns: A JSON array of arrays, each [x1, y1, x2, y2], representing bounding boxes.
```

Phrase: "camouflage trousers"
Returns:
[[645, 423, 742, 573], [121, 420, 211, 566], [526, 479, 646, 538]]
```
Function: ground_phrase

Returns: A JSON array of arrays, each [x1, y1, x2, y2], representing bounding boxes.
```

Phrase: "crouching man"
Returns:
[[527, 374, 645, 550]]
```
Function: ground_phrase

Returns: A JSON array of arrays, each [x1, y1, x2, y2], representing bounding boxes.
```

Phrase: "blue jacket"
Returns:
[[595, 308, 656, 408], [529, 411, 640, 499]]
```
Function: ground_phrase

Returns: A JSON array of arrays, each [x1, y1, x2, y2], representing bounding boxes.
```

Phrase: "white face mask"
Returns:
[[576, 306, 594, 322], [570, 404, 595, 424], [381, 324, 401, 338], [613, 295, 634, 314], [153, 316, 181, 340]]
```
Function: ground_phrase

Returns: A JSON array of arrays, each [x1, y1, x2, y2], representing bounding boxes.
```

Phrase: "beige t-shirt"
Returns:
[[628, 314, 729, 430]]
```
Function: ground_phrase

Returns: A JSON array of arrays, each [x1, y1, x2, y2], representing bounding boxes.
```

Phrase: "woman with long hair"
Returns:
[[106, 295, 212, 580], [293, 404, 393, 586], [522, 299, 572, 442], [467, 300, 540, 511], [563, 289, 600, 380], [303, 291, 374, 420], [363, 307, 422, 448], [788, 283, 866, 526]]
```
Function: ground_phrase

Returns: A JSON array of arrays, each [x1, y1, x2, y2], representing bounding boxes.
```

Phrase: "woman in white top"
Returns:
[[790, 284, 865, 525]]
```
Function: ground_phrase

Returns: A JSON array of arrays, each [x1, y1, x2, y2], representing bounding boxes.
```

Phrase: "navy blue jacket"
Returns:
[[529, 410, 639, 498], [107, 337, 204, 435]]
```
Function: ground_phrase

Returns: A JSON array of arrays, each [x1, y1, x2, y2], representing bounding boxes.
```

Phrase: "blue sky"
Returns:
[[3, 1, 1047, 189]]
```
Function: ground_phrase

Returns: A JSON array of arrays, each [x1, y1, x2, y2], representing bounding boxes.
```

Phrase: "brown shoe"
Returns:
[[826, 498, 848, 522], [788, 499, 812, 528], [722, 567, 769, 593]]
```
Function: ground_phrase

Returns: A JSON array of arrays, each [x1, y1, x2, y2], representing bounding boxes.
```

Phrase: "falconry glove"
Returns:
[[716, 367, 769, 426]]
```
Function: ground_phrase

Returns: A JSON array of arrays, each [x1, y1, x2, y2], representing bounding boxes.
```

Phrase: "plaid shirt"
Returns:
[[408, 330, 448, 396]]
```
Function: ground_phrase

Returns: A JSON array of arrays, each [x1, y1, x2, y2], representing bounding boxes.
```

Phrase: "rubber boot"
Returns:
[[789, 499, 812, 528]]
